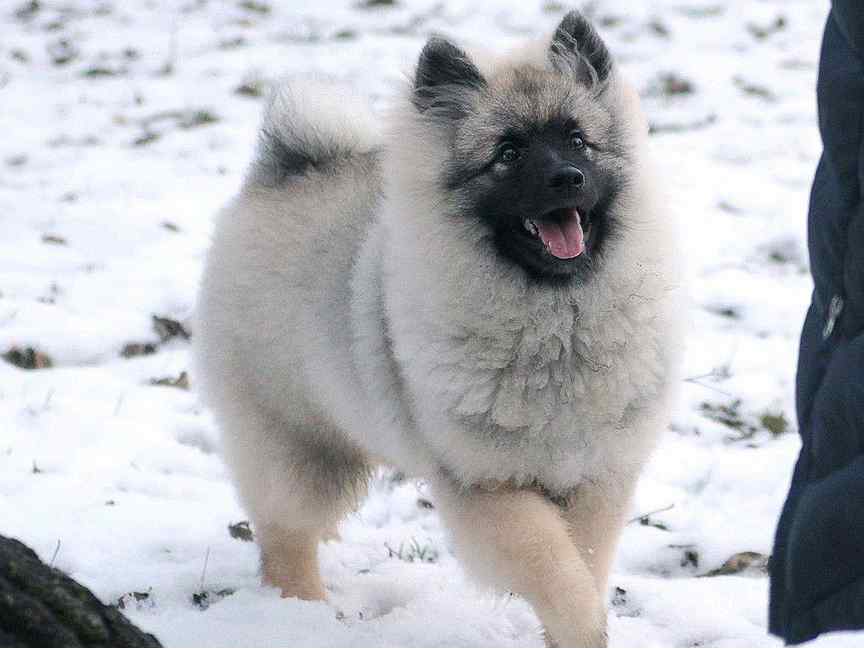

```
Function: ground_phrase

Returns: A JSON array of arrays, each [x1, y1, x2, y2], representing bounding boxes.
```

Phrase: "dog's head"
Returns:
[[409, 10, 644, 282]]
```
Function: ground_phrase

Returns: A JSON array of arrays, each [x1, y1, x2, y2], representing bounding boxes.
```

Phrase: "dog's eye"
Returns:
[[569, 130, 586, 150], [498, 145, 521, 164]]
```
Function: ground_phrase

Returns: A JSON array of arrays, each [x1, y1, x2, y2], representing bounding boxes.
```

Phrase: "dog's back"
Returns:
[[196, 78, 381, 423]]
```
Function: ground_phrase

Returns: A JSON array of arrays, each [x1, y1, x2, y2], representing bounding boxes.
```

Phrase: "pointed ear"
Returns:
[[413, 37, 486, 119], [549, 10, 613, 89]]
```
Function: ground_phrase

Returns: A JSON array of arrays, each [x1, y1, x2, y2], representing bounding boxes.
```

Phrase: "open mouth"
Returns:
[[522, 207, 592, 259]]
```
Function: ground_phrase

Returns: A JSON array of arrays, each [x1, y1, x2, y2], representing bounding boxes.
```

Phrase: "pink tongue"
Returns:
[[535, 209, 585, 259]]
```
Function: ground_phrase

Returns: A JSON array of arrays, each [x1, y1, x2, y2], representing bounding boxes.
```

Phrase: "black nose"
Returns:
[[549, 165, 585, 190]]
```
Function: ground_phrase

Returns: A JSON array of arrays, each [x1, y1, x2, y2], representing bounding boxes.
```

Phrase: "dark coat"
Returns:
[[769, 2, 864, 644]]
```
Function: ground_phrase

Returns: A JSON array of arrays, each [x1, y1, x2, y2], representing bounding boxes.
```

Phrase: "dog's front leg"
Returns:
[[560, 475, 638, 601], [434, 478, 607, 648]]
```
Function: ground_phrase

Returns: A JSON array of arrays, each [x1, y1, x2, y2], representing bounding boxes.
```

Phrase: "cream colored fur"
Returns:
[[194, 27, 682, 648]]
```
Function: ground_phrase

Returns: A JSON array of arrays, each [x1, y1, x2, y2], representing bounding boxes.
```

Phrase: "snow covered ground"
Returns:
[[1, 0, 860, 646]]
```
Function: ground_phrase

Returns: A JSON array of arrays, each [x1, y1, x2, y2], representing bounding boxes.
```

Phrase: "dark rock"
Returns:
[[0, 535, 163, 647]]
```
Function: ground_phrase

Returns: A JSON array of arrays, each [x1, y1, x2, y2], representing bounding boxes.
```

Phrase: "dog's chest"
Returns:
[[445, 295, 666, 441]]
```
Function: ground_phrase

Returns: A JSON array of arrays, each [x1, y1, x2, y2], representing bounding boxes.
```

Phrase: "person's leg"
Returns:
[[774, 334, 864, 641]]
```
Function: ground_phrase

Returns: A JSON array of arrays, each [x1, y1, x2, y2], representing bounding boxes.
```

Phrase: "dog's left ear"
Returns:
[[549, 10, 613, 89]]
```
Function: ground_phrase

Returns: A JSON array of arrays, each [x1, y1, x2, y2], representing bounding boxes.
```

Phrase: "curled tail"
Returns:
[[249, 77, 380, 187]]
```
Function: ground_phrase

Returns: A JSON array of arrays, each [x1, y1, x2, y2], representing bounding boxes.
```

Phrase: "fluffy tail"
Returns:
[[249, 77, 380, 187]]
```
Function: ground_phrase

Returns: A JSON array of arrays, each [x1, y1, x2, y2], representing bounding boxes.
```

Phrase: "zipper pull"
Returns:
[[822, 295, 844, 340]]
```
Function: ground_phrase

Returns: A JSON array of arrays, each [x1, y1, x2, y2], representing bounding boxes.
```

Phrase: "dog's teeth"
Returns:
[[523, 218, 539, 236]]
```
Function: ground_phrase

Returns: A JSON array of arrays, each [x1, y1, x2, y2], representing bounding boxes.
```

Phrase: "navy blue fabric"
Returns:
[[770, 3, 864, 644]]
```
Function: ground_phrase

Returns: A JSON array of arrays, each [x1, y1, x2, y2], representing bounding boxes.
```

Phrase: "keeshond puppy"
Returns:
[[195, 10, 681, 647]]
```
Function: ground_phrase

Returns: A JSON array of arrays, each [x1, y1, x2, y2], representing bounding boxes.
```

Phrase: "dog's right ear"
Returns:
[[413, 37, 485, 120]]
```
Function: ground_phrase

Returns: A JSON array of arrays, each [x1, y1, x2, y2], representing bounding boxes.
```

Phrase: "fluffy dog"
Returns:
[[195, 10, 682, 647]]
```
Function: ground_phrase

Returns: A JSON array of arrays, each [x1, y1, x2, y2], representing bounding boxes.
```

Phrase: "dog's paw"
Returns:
[[544, 622, 608, 648]]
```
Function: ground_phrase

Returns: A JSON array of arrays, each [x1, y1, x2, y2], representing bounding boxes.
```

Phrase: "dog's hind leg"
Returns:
[[258, 526, 328, 600], [434, 479, 607, 648], [221, 406, 370, 600]]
